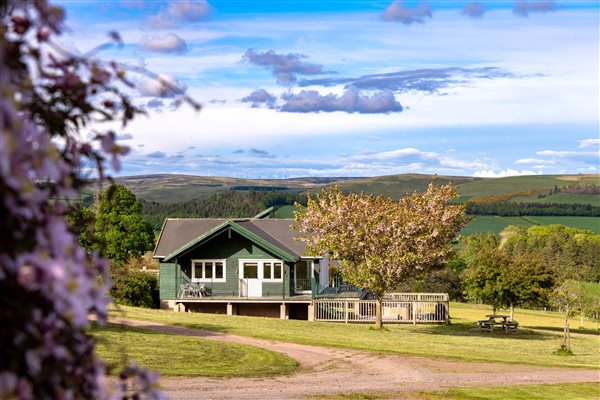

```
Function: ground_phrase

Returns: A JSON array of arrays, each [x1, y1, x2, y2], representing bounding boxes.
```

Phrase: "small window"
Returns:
[[191, 260, 226, 283], [194, 263, 203, 280], [263, 262, 272, 279], [273, 262, 282, 279], [215, 262, 224, 279]]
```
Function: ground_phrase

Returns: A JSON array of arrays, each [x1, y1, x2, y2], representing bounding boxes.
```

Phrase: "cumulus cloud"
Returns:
[[578, 138, 600, 148], [382, 1, 433, 24], [473, 169, 540, 177], [299, 67, 513, 93], [280, 87, 403, 114], [462, 2, 486, 18], [147, 151, 167, 159], [139, 33, 187, 53], [242, 49, 329, 86], [148, 0, 212, 28], [239, 89, 277, 108], [138, 74, 187, 97], [513, 0, 558, 17]]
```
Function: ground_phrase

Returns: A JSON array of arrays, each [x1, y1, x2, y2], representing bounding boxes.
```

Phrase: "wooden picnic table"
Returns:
[[478, 314, 518, 333]]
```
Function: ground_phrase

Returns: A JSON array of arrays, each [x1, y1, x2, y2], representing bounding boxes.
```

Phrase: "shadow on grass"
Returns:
[[414, 322, 557, 340], [524, 325, 600, 336]]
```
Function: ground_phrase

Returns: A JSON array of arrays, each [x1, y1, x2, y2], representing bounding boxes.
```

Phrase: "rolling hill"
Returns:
[[114, 173, 599, 204], [106, 173, 599, 235]]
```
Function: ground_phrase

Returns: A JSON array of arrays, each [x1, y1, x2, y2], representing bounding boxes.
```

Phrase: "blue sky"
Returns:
[[57, 0, 599, 178]]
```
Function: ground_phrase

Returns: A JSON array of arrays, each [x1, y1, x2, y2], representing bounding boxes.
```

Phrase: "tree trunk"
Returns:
[[579, 312, 584, 329], [510, 303, 514, 321], [375, 297, 383, 330]]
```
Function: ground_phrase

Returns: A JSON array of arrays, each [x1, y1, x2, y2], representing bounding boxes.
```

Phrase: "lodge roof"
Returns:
[[153, 218, 307, 260]]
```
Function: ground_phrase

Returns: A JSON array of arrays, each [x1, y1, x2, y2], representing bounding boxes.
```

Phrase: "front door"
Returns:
[[240, 261, 262, 297]]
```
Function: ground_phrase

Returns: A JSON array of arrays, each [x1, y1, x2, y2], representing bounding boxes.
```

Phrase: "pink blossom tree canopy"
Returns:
[[295, 183, 466, 328]]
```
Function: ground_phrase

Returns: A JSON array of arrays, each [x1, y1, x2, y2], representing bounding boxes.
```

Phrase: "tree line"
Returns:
[[140, 189, 308, 231], [411, 224, 600, 317], [465, 201, 600, 217]]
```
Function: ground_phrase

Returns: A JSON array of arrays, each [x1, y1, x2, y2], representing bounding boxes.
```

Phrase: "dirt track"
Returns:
[[110, 317, 600, 400]]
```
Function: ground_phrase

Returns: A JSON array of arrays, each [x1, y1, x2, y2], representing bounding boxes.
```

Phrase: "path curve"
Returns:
[[110, 317, 599, 400]]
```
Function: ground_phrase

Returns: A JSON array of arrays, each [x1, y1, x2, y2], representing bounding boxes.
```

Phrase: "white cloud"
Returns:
[[578, 138, 600, 148], [473, 169, 540, 178], [139, 33, 187, 53], [148, 0, 212, 29], [536, 149, 598, 159], [515, 157, 553, 165]]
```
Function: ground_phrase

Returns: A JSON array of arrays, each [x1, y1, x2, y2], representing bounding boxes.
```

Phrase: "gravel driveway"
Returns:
[[110, 317, 600, 400]]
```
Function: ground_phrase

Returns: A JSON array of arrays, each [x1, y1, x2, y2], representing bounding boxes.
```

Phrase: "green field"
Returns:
[[460, 216, 600, 235], [92, 323, 297, 377], [109, 302, 600, 370], [457, 175, 599, 202], [338, 174, 479, 200], [279, 210, 600, 234]]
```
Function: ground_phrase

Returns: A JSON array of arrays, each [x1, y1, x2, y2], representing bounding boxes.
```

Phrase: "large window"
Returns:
[[191, 259, 226, 282], [240, 260, 283, 282]]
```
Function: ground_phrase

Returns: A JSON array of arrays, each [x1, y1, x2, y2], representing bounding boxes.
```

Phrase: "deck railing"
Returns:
[[313, 296, 449, 324], [292, 278, 312, 293]]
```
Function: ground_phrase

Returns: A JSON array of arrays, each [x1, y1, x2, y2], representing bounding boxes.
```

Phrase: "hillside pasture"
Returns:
[[338, 174, 479, 200], [457, 175, 599, 202], [460, 216, 600, 235]]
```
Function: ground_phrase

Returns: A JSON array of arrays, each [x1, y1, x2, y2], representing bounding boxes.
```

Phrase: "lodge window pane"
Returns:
[[274, 263, 282, 279], [244, 262, 258, 279], [194, 263, 203, 280], [215, 262, 224, 279], [205, 262, 213, 279], [263, 262, 272, 279]]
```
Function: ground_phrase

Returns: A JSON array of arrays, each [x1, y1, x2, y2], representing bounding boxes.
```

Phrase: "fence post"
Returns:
[[344, 301, 349, 323], [412, 301, 417, 325]]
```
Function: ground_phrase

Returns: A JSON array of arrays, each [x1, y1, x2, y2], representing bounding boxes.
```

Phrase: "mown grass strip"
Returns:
[[109, 303, 600, 369], [92, 323, 297, 377], [309, 382, 600, 400]]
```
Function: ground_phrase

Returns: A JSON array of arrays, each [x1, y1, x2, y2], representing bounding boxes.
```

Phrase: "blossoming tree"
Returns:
[[1, 1, 197, 398], [295, 183, 466, 329]]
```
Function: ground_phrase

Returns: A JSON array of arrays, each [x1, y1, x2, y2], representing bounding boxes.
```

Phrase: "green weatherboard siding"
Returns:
[[159, 229, 293, 299], [159, 262, 177, 300]]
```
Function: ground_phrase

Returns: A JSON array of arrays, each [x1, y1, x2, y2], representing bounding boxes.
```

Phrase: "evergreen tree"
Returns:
[[94, 184, 155, 263]]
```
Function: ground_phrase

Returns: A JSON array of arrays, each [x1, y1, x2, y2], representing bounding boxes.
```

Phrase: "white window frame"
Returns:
[[238, 259, 283, 282], [191, 259, 226, 283]]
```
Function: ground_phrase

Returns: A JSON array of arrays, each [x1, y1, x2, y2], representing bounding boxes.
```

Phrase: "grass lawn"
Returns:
[[309, 382, 600, 400], [92, 323, 297, 377], [109, 302, 600, 369]]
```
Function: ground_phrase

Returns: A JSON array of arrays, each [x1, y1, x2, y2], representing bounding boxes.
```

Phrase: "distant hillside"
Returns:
[[104, 173, 599, 234], [113, 174, 361, 203], [113, 173, 599, 205]]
